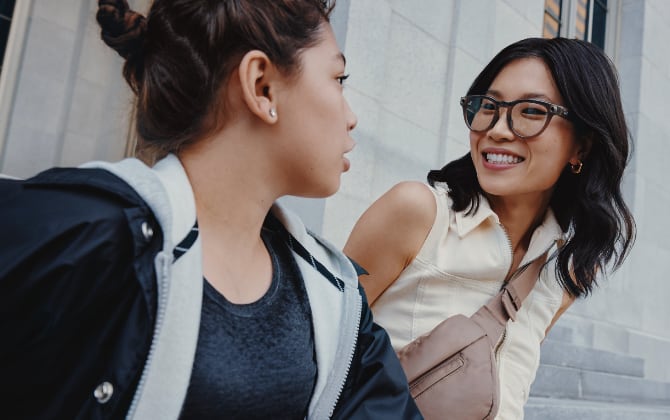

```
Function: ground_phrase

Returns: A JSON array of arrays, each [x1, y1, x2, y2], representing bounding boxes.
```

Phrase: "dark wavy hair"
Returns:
[[427, 37, 635, 298], [96, 0, 335, 156]]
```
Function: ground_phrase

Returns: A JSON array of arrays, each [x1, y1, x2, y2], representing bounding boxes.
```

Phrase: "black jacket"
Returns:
[[0, 167, 421, 420], [1, 168, 161, 419]]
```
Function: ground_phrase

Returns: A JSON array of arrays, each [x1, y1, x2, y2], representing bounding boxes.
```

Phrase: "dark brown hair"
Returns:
[[428, 38, 635, 298], [97, 0, 335, 156]]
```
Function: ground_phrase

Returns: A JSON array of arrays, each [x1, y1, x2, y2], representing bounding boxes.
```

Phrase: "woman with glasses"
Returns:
[[344, 37, 635, 419]]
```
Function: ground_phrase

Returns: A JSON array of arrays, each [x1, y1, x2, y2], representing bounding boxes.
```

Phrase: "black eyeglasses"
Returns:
[[460, 95, 570, 138]]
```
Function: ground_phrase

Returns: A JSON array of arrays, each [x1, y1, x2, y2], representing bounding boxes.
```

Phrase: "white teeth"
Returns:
[[485, 153, 522, 164]]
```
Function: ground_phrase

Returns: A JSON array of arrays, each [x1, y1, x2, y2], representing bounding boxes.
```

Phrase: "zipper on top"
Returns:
[[497, 222, 515, 283]]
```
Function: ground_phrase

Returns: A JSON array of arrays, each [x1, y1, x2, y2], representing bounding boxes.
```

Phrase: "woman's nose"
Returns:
[[488, 107, 515, 141]]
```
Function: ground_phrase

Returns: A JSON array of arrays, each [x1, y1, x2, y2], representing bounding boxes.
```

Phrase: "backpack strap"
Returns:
[[501, 253, 549, 321], [470, 252, 548, 347]]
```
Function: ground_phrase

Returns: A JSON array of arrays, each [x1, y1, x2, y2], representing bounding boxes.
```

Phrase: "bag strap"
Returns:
[[501, 252, 549, 320], [471, 252, 548, 346]]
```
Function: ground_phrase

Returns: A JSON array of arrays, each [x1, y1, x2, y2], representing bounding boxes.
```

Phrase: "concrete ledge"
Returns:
[[546, 324, 574, 344], [526, 397, 670, 420], [532, 365, 670, 405], [582, 369, 670, 404], [541, 339, 645, 377]]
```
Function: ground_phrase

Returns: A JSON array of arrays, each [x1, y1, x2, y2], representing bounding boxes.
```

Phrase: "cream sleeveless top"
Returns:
[[371, 184, 565, 420]]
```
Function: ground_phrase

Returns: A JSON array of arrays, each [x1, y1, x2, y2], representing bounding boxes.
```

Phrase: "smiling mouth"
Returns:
[[483, 152, 524, 164]]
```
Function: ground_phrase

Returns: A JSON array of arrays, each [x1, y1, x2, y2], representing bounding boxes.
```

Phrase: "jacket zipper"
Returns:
[[288, 231, 362, 419], [327, 293, 362, 418], [126, 252, 171, 419]]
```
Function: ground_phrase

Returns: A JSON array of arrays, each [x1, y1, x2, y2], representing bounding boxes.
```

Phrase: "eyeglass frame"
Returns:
[[459, 94, 571, 139]]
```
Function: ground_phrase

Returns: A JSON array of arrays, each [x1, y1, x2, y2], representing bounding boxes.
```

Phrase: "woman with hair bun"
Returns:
[[0, 1, 420, 419], [345, 37, 636, 419]]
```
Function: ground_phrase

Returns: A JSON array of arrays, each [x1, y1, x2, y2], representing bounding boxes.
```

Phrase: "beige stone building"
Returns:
[[1, 1, 668, 417]]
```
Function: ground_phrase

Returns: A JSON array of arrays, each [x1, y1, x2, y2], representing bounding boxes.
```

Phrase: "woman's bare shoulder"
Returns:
[[381, 181, 437, 228]]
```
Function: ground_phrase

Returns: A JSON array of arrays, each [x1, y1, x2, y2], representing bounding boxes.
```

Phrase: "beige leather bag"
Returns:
[[397, 254, 547, 420]]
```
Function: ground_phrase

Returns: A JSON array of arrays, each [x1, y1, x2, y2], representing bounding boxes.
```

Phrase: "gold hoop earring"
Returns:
[[570, 160, 583, 174]]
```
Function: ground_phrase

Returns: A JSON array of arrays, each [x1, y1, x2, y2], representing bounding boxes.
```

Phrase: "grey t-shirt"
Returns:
[[179, 217, 317, 419]]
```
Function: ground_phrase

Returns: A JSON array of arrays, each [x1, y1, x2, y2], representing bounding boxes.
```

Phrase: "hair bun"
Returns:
[[96, 0, 146, 59]]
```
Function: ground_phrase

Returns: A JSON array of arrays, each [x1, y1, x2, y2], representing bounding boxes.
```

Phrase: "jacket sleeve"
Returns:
[[331, 284, 423, 420], [0, 180, 156, 419]]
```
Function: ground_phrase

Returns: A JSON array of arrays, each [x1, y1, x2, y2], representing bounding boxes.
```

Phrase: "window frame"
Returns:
[[543, 0, 564, 39], [544, 0, 621, 59]]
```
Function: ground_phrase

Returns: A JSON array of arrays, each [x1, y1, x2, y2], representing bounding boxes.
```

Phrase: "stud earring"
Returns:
[[269, 108, 276, 118], [570, 160, 583, 174]]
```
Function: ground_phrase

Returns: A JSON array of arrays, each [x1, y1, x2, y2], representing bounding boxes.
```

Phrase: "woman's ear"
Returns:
[[570, 132, 593, 167], [578, 132, 594, 160], [237, 50, 279, 124]]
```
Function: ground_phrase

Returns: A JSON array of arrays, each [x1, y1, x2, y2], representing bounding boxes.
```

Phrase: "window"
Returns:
[[543, 0, 563, 38], [575, 0, 589, 40], [0, 0, 16, 75], [543, 0, 613, 51]]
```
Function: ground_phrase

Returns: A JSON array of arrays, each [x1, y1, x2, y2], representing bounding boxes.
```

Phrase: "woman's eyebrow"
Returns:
[[486, 89, 554, 102]]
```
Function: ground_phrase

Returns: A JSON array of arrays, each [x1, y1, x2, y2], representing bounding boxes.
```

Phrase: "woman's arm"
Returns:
[[0, 174, 157, 419], [344, 181, 437, 305], [545, 290, 576, 338]]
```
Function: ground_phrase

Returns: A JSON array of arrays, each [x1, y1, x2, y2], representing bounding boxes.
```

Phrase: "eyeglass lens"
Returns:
[[463, 96, 551, 138]]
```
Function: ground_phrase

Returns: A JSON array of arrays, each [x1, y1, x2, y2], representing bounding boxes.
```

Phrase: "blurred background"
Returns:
[[0, 1, 667, 418]]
